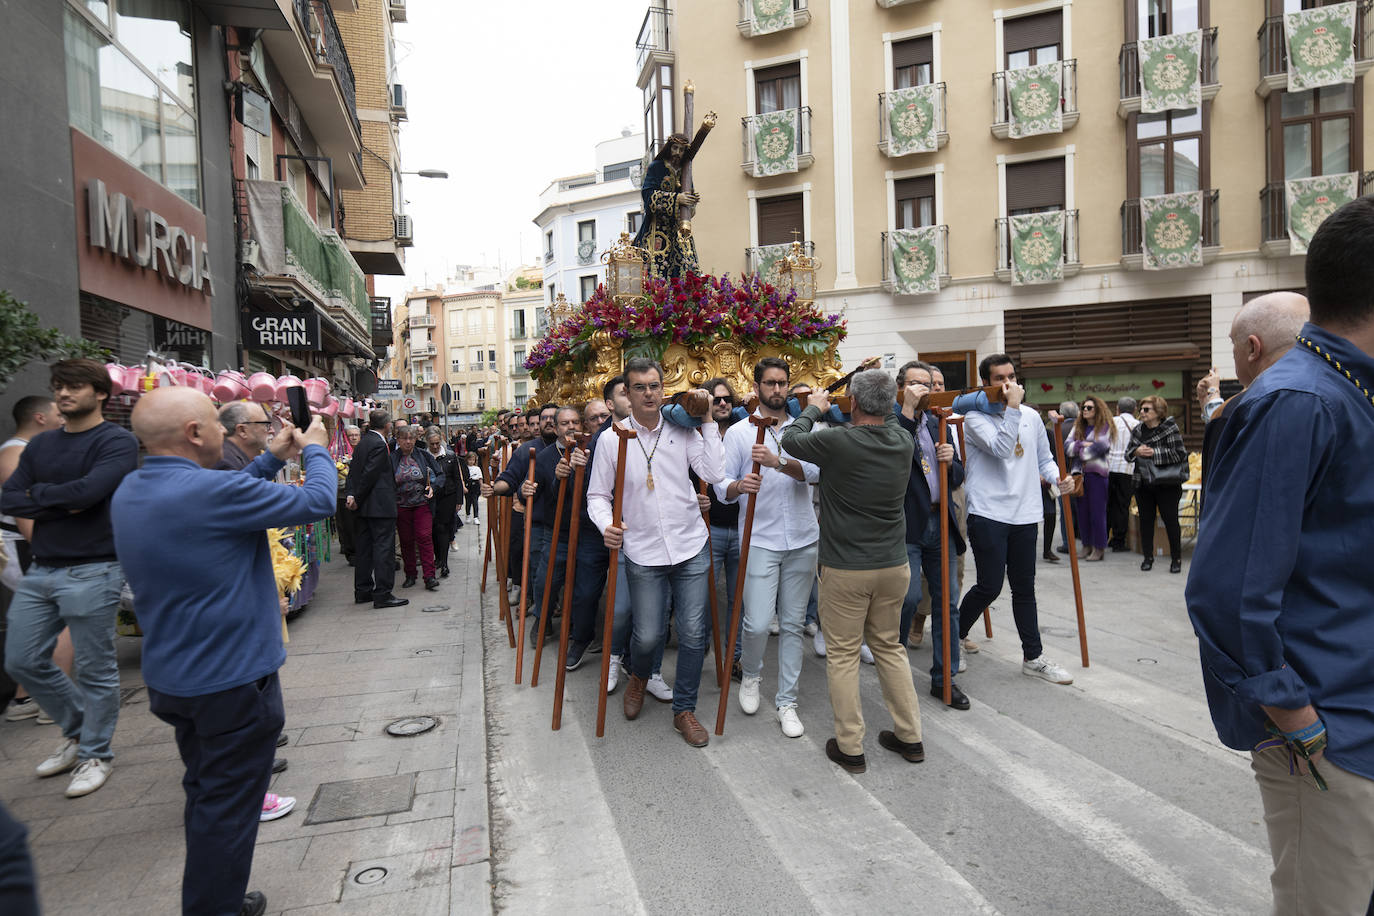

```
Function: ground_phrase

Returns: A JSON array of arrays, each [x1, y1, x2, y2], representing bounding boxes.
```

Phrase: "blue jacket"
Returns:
[[895, 410, 965, 551], [1186, 322, 1374, 780], [112, 446, 336, 697]]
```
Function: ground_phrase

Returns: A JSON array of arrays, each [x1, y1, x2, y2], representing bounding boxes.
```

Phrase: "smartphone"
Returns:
[[286, 387, 312, 431]]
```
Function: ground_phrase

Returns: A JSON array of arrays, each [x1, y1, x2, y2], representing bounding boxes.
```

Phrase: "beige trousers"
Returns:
[[818, 564, 922, 756], [1252, 746, 1374, 915]]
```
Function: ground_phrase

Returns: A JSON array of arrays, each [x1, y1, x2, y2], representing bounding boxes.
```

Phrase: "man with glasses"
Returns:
[[588, 358, 720, 747], [215, 401, 275, 471]]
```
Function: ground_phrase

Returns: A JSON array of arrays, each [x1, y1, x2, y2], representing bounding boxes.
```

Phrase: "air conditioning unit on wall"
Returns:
[[389, 83, 407, 120], [394, 214, 414, 246]]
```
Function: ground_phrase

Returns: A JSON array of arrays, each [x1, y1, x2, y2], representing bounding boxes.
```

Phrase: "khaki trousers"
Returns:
[[818, 564, 922, 756], [1252, 747, 1374, 915]]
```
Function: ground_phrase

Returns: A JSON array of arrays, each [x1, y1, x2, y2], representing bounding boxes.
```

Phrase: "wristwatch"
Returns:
[[777, 456, 790, 471]]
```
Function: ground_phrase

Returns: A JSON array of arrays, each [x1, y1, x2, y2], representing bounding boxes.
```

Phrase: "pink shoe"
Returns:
[[260, 792, 296, 822]]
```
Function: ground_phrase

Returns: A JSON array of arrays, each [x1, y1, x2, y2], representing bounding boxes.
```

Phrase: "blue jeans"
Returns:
[[900, 515, 962, 686], [4, 561, 123, 761], [959, 515, 1044, 661], [623, 544, 711, 713], [710, 524, 742, 659], [806, 578, 819, 628], [739, 543, 818, 708], [570, 531, 610, 650]]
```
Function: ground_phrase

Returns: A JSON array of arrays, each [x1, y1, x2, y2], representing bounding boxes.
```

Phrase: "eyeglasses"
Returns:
[[240, 420, 273, 427], [629, 383, 661, 394], [1138, 406, 1154, 413], [759, 379, 788, 388], [712, 396, 733, 404], [1080, 405, 1094, 411]]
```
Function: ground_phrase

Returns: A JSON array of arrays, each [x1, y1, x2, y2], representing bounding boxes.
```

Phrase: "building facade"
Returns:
[[641, 0, 1373, 445]]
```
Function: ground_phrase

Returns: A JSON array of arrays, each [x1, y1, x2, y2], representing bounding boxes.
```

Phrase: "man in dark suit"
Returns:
[[345, 409, 407, 609]]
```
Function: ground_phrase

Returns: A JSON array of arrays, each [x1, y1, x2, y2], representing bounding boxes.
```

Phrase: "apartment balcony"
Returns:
[[991, 60, 1079, 140], [410, 343, 437, 359], [1257, 2, 1373, 97], [509, 328, 529, 340], [407, 313, 436, 329], [994, 211, 1081, 282], [1118, 27, 1220, 118], [413, 373, 437, 388], [636, 6, 673, 87], [876, 0, 931, 7], [745, 241, 814, 282], [738, 0, 810, 37], [880, 228, 949, 294], [1119, 190, 1221, 269], [877, 85, 948, 156], [388, 0, 406, 23], [740, 107, 814, 176], [260, 0, 363, 188], [1259, 173, 1374, 256], [239, 178, 372, 352], [509, 363, 530, 377], [370, 296, 392, 350]]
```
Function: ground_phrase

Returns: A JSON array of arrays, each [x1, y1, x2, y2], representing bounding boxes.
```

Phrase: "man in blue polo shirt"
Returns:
[[112, 387, 334, 916]]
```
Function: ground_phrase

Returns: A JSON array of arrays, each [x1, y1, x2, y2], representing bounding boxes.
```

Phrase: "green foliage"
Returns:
[[479, 406, 499, 427], [513, 276, 536, 290], [0, 290, 108, 395]]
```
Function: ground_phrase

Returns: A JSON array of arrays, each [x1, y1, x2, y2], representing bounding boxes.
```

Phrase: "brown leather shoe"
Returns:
[[623, 674, 646, 720], [673, 710, 709, 747]]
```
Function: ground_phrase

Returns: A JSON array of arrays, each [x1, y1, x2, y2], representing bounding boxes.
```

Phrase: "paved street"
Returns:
[[0, 524, 1273, 914]]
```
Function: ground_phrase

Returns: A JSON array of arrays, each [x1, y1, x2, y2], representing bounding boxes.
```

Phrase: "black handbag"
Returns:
[[1137, 457, 1187, 486]]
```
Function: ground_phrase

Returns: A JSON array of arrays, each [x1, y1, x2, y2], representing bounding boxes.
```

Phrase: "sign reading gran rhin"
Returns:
[[241, 312, 322, 350]]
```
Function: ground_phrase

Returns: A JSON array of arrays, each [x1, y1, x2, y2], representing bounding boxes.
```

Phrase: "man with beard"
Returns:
[[633, 125, 712, 280], [0, 359, 139, 798]]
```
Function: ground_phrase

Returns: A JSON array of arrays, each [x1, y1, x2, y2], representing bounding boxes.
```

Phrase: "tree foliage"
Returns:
[[0, 290, 108, 395]]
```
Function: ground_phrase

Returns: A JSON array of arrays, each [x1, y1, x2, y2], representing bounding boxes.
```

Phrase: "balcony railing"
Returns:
[[636, 6, 672, 81], [1120, 190, 1220, 266], [740, 107, 814, 176], [877, 85, 948, 156], [1260, 173, 1374, 252], [880, 227, 950, 293], [994, 210, 1081, 278], [510, 328, 528, 340], [408, 313, 435, 328], [1118, 28, 1219, 117], [745, 241, 814, 281], [738, 0, 810, 37], [292, 0, 359, 137], [1258, 3, 1373, 95], [992, 60, 1079, 139], [410, 343, 437, 359], [370, 297, 392, 348], [510, 363, 530, 376]]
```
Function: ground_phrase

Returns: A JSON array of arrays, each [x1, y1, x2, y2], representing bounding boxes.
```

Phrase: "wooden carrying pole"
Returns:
[[699, 478, 724, 688], [936, 409, 955, 706], [531, 440, 573, 687], [552, 435, 589, 730], [497, 444, 515, 647], [515, 446, 537, 684], [1052, 418, 1090, 667], [947, 414, 991, 640], [478, 447, 492, 592], [595, 426, 635, 738], [715, 415, 774, 736]]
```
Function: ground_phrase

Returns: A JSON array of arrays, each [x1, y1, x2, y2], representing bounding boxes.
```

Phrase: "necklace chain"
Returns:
[[633, 420, 663, 476], [1298, 335, 1374, 412]]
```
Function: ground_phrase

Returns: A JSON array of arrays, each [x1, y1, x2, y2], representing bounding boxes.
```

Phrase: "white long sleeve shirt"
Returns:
[[587, 412, 724, 567], [1106, 413, 1140, 474], [962, 406, 1060, 526], [714, 411, 820, 553]]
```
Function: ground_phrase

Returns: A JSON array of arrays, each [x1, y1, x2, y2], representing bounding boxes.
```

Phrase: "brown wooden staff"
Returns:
[[515, 445, 537, 684], [553, 434, 590, 731], [715, 414, 775, 736], [596, 425, 635, 738], [532, 437, 574, 687], [699, 478, 724, 688], [496, 442, 515, 648], [936, 408, 957, 706], [478, 446, 492, 592], [1053, 417, 1090, 667], [945, 410, 991, 640]]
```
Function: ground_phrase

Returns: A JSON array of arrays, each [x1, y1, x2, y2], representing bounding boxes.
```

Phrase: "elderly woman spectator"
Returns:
[[391, 426, 445, 590], [1064, 395, 1115, 562], [1127, 395, 1187, 573], [425, 427, 463, 578]]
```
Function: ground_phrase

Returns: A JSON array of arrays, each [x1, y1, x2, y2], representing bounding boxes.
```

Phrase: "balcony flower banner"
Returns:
[[1138, 30, 1202, 113], [1140, 190, 1204, 270], [749, 0, 794, 36], [752, 243, 792, 282], [1286, 172, 1360, 254], [751, 108, 800, 177], [1008, 211, 1065, 285], [889, 227, 941, 295], [1285, 2, 1356, 91], [1005, 62, 1062, 139], [885, 84, 940, 156]]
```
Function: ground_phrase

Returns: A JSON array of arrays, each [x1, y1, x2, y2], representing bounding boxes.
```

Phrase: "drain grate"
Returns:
[[304, 772, 415, 825], [385, 716, 439, 737], [421, 605, 449, 613], [353, 866, 388, 886], [1040, 625, 1078, 639]]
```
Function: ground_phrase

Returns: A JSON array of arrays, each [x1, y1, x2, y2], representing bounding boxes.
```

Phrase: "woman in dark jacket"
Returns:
[[391, 426, 445, 590], [425, 427, 463, 578], [1126, 395, 1188, 573]]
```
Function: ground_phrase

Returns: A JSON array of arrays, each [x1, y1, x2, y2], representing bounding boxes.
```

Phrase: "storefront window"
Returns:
[[64, 1, 200, 207]]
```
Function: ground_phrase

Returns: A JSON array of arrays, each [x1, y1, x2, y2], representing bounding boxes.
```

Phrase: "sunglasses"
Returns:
[[712, 396, 733, 404]]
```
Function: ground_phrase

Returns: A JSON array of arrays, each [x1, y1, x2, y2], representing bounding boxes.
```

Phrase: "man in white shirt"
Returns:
[[587, 358, 721, 747], [1106, 397, 1141, 552], [957, 354, 1078, 686], [716, 358, 820, 739]]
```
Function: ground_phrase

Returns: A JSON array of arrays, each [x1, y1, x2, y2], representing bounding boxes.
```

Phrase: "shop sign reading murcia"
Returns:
[[87, 178, 215, 297]]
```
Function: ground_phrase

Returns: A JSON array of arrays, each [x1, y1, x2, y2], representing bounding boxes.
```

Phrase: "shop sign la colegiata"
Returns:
[[86, 178, 215, 297]]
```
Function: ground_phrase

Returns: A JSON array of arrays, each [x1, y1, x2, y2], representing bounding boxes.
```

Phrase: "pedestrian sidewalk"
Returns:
[[0, 524, 493, 915]]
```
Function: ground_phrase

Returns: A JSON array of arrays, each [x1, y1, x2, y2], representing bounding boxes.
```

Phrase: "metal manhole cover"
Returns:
[[304, 773, 415, 825], [353, 866, 388, 886], [386, 716, 439, 737], [421, 605, 449, 613]]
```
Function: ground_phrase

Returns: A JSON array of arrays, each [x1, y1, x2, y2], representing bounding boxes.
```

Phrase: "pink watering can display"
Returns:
[[124, 365, 151, 393], [339, 397, 356, 419], [213, 370, 249, 403], [303, 377, 330, 407], [106, 364, 126, 397], [318, 395, 339, 418], [247, 371, 278, 402], [189, 369, 217, 396], [274, 374, 303, 403]]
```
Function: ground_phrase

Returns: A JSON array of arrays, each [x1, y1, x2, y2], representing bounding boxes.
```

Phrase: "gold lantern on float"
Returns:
[[603, 232, 647, 302], [549, 291, 574, 324], [778, 236, 819, 305]]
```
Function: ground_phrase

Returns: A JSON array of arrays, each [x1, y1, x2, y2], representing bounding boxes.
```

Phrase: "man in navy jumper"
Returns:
[[1, 358, 138, 799], [112, 387, 334, 916]]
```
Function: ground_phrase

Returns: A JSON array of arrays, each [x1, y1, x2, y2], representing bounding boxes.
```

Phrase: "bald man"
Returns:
[[112, 388, 334, 916]]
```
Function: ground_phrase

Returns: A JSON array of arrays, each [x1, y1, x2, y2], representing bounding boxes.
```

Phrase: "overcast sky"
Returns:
[[373, 0, 648, 305]]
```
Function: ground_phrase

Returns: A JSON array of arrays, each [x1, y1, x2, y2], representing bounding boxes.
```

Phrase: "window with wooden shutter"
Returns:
[[1004, 10, 1062, 69], [1005, 158, 1066, 214], [894, 175, 936, 228], [757, 194, 804, 245], [893, 36, 933, 88], [755, 62, 801, 113]]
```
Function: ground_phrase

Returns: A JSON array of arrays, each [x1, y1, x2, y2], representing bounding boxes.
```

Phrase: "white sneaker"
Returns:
[[1022, 655, 1073, 685], [64, 758, 111, 798], [804, 621, 818, 637], [961, 637, 980, 654], [859, 643, 875, 665], [36, 737, 79, 778], [738, 675, 761, 715], [957, 655, 968, 674], [6, 697, 39, 721], [606, 656, 621, 695], [646, 673, 673, 702], [260, 792, 296, 822], [769, 615, 780, 636], [813, 629, 826, 657], [777, 704, 804, 738], [36, 710, 54, 726]]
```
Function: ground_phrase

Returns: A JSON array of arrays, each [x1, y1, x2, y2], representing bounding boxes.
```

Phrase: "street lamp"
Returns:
[[403, 169, 449, 179]]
